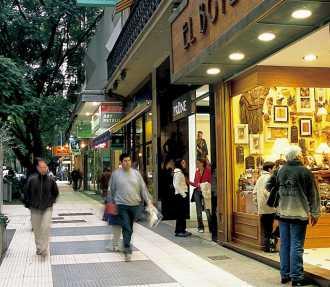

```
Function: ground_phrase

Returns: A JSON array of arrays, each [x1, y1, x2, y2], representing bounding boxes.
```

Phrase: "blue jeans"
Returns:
[[279, 220, 307, 281], [118, 205, 139, 254]]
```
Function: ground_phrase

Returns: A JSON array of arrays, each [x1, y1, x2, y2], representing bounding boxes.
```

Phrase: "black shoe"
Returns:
[[292, 278, 314, 286], [280, 277, 291, 284], [175, 231, 192, 237]]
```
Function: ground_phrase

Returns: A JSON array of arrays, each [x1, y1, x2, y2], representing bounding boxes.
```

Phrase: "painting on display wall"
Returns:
[[234, 124, 249, 144], [249, 134, 263, 155], [300, 118, 313, 137], [297, 88, 315, 113], [274, 106, 289, 123]]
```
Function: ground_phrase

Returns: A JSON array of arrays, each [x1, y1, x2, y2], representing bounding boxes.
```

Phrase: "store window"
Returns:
[[231, 87, 330, 214], [231, 86, 330, 215]]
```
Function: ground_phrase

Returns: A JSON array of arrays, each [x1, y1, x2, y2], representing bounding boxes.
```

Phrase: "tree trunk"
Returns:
[[0, 142, 3, 213]]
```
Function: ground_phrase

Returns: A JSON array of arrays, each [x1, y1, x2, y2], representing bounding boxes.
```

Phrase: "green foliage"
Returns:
[[0, 0, 103, 169]]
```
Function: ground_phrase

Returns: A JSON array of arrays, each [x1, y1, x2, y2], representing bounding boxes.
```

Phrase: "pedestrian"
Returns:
[[107, 153, 153, 262], [173, 158, 191, 237], [71, 168, 82, 191], [23, 158, 59, 257], [99, 167, 112, 221], [159, 159, 176, 220], [276, 146, 320, 286], [253, 161, 279, 252], [190, 158, 212, 233], [196, 131, 208, 161]]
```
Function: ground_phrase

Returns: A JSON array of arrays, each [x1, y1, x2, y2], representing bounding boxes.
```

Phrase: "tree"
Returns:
[[0, 0, 103, 172]]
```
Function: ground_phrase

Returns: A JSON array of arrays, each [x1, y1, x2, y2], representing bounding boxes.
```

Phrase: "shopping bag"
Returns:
[[146, 205, 163, 228], [106, 202, 118, 216]]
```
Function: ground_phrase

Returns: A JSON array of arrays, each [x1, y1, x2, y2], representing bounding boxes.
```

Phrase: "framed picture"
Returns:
[[274, 106, 289, 123], [300, 118, 312, 137], [266, 126, 289, 141], [234, 124, 249, 144], [297, 88, 315, 113], [249, 134, 263, 155]]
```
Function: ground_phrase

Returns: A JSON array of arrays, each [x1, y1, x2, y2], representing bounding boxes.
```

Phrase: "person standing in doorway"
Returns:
[[173, 159, 191, 237], [196, 131, 208, 161], [99, 167, 112, 221], [276, 146, 320, 286], [253, 161, 279, 252], [71, 168, 82, 191], [107, 153, 153, 262], [190, 158, 212, 233], [23, 158, 59, 257]]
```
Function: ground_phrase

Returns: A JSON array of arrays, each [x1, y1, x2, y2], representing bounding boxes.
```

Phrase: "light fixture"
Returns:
[[92, 102, 99, 106], [258, 32, 276, 42], [303, 54, 317, 62], [148, 112, 152, 116], [80, 142, 86, 149], [291, 9, 312, 19], [206, 68, 221, 75], [316, 143, 330, 167], [317, 107, 328, 116], [229, 52, 245, 61], [85, 112, 91, 116]]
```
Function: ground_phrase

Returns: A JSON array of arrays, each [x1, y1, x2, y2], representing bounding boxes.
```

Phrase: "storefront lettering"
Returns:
[[173, 100, 187, 116], [183, 0, 239, 48]]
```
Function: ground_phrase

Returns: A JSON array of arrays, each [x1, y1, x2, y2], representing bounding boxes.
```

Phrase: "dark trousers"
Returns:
[[261, 213, 279, 250], [194, 191, 212, 232], [175, 194, 187, 234], [72, 180, 78, 191], [118, 205, 139, 254]]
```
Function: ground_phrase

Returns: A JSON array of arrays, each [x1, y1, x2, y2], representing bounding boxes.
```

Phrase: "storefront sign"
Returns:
[[52, 146, 71, 157], [77, 121, 92, 139], [77, 0, 117, 7], [171, 0, 263, 76], [100, 103, 123, 129], [92, 130, 112, 147], [172, 94, 192, 121]]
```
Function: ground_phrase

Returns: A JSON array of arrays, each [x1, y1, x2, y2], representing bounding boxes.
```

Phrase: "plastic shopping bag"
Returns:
[[146, 205, 163, 228]]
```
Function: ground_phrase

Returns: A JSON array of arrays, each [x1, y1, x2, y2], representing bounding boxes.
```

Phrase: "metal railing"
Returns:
[[107, 0, 162, 81]]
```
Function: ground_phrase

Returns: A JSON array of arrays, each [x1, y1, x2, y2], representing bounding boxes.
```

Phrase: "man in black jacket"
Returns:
[[24, 158, 59, 256]]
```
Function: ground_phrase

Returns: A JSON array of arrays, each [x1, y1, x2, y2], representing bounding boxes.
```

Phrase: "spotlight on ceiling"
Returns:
[[258, 32, 276, 42], [291, 9, 312, 19], [206, 68, 221, 75], [229, 52, 245, 61]]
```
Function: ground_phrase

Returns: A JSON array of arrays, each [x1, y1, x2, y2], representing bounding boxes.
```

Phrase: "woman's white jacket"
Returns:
[[173, 168, 188, 198]]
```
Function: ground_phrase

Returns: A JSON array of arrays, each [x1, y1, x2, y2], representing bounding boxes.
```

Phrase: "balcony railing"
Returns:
[[107, 0, 162, 81]]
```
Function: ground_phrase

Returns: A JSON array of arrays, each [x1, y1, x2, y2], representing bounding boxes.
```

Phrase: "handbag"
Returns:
[[106, 202, 118, 215], [191, 188, 198, 202], [266, 173, 279, 208]]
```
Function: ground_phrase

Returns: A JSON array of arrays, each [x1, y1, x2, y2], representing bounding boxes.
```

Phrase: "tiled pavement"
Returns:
[[0, 182, 294, 287]]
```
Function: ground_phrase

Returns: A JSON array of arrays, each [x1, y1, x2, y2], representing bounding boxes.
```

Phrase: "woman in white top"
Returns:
[[173, 159, 191, 237]]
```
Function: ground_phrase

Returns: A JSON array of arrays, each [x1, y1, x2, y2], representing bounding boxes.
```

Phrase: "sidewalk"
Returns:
[[0, 182, 310, 287]]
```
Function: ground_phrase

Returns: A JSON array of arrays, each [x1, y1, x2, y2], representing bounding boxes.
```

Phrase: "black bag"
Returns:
[[267, 186, 279, 208], [191, 188, 198, 202]]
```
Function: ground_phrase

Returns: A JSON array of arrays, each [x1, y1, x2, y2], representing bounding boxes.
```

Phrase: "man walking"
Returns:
[[277, 146, 320, 286], [71, 168, 82, 191], [107, 153, 152, 261], [24, 158, 59, 256]]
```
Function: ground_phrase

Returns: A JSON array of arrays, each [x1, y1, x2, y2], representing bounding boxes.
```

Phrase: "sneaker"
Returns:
[[198, 228, 204, 233], [280, 277, 291, 284], [292, 278, 314, 286], [124, 253, 132, 262]]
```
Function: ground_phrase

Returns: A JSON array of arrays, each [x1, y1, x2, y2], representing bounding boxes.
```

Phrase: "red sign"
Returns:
[[101, 103, 123, 113]]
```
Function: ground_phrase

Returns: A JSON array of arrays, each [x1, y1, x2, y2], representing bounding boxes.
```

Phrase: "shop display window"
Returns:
[[231, 86, 330, 215]]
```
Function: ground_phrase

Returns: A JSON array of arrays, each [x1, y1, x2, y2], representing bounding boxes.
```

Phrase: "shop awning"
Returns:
[[109, 101, 151, 134]]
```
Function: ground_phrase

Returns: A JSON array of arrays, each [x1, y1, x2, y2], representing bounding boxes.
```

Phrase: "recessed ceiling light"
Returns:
[[229, 53, 245, 61], [86, 112, 91, 116], [303, 54, 317, 62], [206, 68, 221, 75], [258, 32, 276, 42], [92, 102, 99, 106], [291, 9, 312, 19]]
